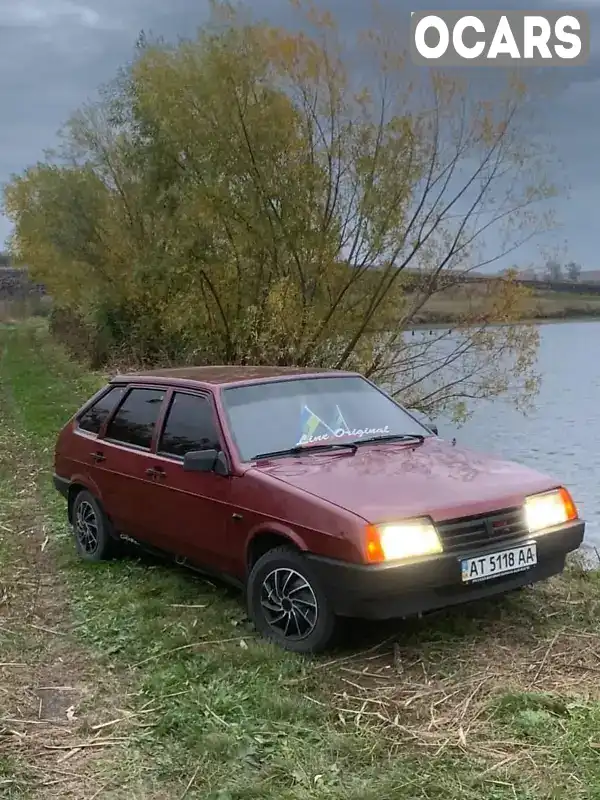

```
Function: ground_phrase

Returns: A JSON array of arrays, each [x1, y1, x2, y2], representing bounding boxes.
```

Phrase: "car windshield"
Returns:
[[221, 375, 432, 461]]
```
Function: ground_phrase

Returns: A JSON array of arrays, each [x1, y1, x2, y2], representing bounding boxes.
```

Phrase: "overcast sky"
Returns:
[[1, 0, 598, 270]]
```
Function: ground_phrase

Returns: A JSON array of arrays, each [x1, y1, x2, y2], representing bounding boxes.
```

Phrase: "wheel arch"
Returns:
[[245, 524, 308, 574], [66, 476, 103, 523]]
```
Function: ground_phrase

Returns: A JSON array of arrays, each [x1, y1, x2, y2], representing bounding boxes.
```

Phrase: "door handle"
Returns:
[[91, 451, 105, 463], [146, 466, 166, 479]]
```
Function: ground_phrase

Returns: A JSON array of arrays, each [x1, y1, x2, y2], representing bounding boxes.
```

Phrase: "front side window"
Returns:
[[221, 375, 431, 461], [158, 393, 220, 458], [78, 386, 126, 435], [105, 388, 165, 449]]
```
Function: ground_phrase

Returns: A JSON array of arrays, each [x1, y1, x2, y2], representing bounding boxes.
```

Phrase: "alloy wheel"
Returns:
[[75, 500, 99, 555], [260, 567, 318, 640]]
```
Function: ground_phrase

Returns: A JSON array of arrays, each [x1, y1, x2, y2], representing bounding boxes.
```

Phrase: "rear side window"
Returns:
[[78, 386, 126, 435], [105, 388, 165, 450], [158, 393, 220, 458]]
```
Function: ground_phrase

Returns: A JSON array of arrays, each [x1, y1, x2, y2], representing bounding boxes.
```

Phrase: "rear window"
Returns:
[[77, 386, 126, 435]]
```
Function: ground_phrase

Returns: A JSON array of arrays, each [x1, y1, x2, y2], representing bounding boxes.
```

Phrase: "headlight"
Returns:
[[365, 517, 443, 563], [524, 487, 578, 533]]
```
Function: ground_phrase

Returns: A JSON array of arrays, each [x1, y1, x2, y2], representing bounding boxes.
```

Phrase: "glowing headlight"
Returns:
[[524, 487, 578, 533], [365, 517, 443, 563]]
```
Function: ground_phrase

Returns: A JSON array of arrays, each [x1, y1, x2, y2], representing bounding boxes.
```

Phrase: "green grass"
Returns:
[[3, 320, 600, 798], [0, 756, 31, 799]]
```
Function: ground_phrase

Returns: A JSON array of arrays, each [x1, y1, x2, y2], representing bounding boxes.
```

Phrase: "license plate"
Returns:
[[461, 543, 537, 583]]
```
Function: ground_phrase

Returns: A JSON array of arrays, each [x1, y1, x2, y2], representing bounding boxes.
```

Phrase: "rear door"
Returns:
[[141, 390, 234, 573], [94, 385, 169, 547], [62, 384, 128, 498]]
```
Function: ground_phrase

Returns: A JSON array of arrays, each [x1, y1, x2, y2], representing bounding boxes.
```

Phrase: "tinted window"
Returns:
[[158, 393, 219, 457], [105, 388, 165, 449], [78, 386, 126, 435], [221, 376, 431, 461]]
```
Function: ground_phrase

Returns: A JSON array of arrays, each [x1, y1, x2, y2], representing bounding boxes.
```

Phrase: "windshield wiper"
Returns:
[[252, 442, 358, 460], [355, 433, 426, 447]]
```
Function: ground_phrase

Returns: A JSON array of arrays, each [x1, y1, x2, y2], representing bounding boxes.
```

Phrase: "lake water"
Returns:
[[437, 320, 600, 552]]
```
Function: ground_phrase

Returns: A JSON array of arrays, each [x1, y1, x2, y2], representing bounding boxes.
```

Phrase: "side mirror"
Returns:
[[408, 408, 438, 436], [183, 449, 230, 476]]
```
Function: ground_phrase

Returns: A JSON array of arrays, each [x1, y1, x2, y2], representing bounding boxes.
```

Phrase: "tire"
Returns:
[[71, 490, 118, 562], [247, 546, 339, 654]]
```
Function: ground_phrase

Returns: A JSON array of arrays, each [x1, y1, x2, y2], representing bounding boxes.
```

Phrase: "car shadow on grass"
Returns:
[[114, 539, 560, 661]]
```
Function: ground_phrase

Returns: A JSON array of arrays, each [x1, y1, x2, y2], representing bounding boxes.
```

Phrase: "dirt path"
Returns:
[[0, 400, 137, 798]]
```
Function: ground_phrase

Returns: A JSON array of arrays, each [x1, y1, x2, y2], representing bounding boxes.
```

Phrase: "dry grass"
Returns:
[[0, 413, 142, 797], [321, 610, 600, 751], [0, 382, 183, 798], [295, 573, 600, 796], [416, 286, 600, 325]]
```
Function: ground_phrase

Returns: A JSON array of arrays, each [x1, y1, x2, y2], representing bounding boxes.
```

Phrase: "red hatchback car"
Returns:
[[54, 367, 585, 652]]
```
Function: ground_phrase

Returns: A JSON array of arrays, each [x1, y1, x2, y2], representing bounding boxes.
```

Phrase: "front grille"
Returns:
[[437, 507, 528, 554]]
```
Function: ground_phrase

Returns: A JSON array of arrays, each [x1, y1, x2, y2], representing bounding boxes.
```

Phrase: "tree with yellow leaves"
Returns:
[[4, 1, 557, 419]]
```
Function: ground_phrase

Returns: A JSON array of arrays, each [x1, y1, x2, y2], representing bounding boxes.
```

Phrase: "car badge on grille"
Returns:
[[487, 518, 510, 536]]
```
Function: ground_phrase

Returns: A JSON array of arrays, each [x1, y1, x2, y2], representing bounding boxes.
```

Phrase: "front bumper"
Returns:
[[307, 520, 585, 620]]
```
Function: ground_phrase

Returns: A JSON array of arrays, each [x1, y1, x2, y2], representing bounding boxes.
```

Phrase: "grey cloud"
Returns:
[[1, 0, 598, 268]]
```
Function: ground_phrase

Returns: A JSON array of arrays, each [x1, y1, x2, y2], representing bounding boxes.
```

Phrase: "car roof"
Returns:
[[110, 365, 358, 389]]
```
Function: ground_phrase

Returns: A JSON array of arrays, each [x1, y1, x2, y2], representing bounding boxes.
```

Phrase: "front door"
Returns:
[[141, 390, 234, 574]]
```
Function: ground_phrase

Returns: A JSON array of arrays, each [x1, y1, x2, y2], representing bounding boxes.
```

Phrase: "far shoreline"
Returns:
[[408, 312, 600, 331]]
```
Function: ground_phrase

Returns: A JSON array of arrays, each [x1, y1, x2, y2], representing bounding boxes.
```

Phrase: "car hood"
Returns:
[[252, 437, 560, 523]]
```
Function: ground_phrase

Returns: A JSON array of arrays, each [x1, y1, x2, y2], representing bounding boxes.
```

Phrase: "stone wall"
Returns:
[[0, 268, 46, 299]]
